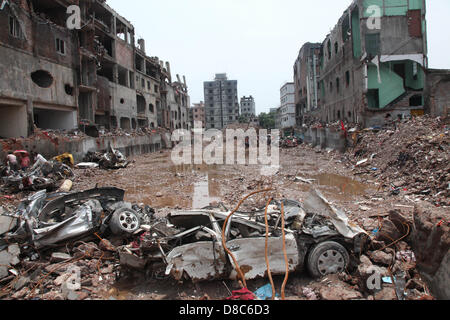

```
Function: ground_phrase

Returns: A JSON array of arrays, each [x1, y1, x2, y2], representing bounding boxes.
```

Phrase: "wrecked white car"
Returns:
[[1, 187, 153, 251], [119, 190, 369, 282]]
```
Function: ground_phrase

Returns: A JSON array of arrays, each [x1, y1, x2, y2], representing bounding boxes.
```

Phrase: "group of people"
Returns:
[[5, 151, 32, 172]]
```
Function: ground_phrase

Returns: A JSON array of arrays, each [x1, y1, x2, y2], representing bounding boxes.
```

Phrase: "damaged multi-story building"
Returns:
[[293, 42, 322, 126], [0, 0, 189, 138], [189, 102, 205, 129], [295, 0, 429, 127]]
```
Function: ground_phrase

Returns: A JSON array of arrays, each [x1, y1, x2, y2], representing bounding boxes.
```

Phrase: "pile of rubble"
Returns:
[[79, 147, 130, 170], [0, 186, 442, 300], [0, 187, 156, 300], [0, 155, 73, 194], [347, 116, 449, 206]]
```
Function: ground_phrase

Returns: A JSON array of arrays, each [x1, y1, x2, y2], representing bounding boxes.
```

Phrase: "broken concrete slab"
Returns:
[[0, 249, 19, 267], [0, 266, 8, 279], [14, 276, 30, 291], [368, 251, 394, 266], [0, 213, 17, 235], [8, 244, 20, 256], [411, 202, 450, 300], [319, 284, 363, 300], [374, 286, 397, 300], [54, 273, 71, 286], [51, 252, 72, 263]]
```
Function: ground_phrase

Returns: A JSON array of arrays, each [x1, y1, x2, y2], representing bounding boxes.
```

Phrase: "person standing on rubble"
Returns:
[[6, 152, 19, 171], [20, 152, 31, 170]]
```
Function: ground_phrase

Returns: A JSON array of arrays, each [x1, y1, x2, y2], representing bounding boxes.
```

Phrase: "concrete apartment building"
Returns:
[[0, 0, 188, 139], [240, 96, 256, 119], [295, 0, 429, 127], [279, 83, 296, 129], [189, 102, 206, 128], [293, 43, 322, 126], [204, 74, 239, 130]]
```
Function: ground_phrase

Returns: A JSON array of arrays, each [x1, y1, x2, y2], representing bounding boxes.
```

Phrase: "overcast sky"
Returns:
[[107, 0, 450, 114]]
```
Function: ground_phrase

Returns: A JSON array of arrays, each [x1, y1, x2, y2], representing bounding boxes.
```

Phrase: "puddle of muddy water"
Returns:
[[192, 174, 221, 208], [311, 173, 372, 199], [122, 156, 225, 209]]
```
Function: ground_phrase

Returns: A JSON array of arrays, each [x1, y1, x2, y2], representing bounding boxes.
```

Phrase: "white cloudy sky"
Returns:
[[107, 0, 450, 114]]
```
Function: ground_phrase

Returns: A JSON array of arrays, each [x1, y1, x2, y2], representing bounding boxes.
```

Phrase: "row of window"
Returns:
[[135, 75, 159, 93], [209, 116, 237, 121], [324, 70, 351, 95]]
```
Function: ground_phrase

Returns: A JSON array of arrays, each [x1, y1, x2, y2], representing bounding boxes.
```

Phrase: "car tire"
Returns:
[[109, 208, 140, 235], [307, 241, 349, 278]]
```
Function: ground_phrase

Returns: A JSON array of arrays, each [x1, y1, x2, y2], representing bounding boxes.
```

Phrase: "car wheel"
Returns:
[[109, 208, 140, 235], [307, 241, 349, 278]]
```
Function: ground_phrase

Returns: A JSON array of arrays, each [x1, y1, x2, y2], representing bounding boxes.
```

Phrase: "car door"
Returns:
[[225, 223, 299, 280], [165, 218, 228, 281]]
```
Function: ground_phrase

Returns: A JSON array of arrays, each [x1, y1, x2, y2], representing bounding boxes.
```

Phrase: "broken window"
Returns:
[[367, 89, 380, 108], [137, 95, 146, 114], [342, 14, 350, 42], [116, 19, 127, 41], [118, 67, 128, 87], [56, 38, 66, 55], [327, 40, 332, 59], [345, 71, 350, 87], [97, 63, 114, 82], [9, 16, 22, 39], [129, 72, 135, 89], [111, 116, 118, 128], [135, 54, 144, 72], [31, 70, 53, 88], [409, 95, 423, 107], [120, 117, 131, 130], [365, 33, 380, 57], [64, 84, 74, 96]]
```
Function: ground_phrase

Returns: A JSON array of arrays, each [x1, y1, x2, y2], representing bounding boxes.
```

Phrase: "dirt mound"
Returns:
[[348, 116, 449, 206]]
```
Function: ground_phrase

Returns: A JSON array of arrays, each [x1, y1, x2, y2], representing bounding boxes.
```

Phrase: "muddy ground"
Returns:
[[59, 145, 417, 300]]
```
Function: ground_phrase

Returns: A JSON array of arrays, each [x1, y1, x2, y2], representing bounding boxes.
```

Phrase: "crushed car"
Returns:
[[1, 187, 154, 252], [83, 146, 130, 170], [0, 155, 73, 194], [117, 189, 370, 282]]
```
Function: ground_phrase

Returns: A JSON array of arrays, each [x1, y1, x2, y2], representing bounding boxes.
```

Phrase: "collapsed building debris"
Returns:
[[0, 154, 73, 194], [0, 187, 156, 300], [0, 184, 441, 300], [82, 147, 130, 170], [346, 116, 449, 206]]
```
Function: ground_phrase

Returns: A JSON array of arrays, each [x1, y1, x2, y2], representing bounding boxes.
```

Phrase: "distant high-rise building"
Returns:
[[189, 101, 206, 128], [204, 74, 239, 129], [240, 96, 256, 119], [280, 83, 296, 129]]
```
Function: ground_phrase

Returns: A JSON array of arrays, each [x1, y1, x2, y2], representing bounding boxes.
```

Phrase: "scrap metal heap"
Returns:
[[0, 155, 74, 194], [0, 187, 436, 300]]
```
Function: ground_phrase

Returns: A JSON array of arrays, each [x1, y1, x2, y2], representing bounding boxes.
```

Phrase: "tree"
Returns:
[[258, 112, 276, 129]]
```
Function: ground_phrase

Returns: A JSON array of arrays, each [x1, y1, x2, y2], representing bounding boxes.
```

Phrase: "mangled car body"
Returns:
[[1, 188, 153, 251], [1, 156, 73, 194], [119, 189, 369, 282]]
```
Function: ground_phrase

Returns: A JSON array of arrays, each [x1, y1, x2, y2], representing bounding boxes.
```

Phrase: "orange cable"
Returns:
[[221, 188, 273, 289], [264, 197, 275, 300], [280, 202, 289, 300]]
